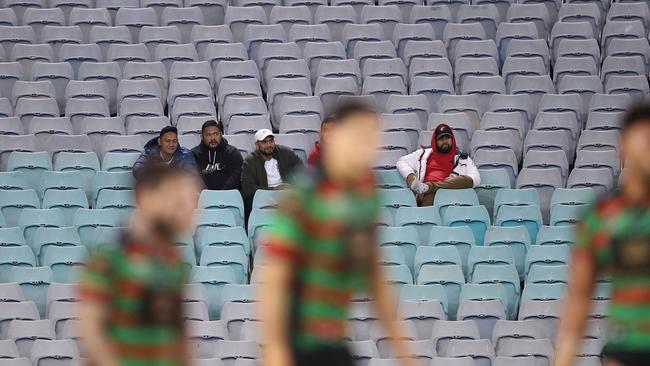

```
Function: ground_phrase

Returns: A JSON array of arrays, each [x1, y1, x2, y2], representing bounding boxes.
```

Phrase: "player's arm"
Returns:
[[554, 220, 599, 366], [370, 253, 417, 366], [260, 197, 303, 366], [77, 251, 120, 366]]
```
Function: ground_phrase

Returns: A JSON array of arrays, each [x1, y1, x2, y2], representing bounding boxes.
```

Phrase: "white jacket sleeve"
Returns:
[[463, 156, 481, 187], [396, 149, 422, 180]]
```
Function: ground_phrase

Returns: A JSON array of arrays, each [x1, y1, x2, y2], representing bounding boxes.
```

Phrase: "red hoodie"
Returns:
[[307, 142, 321, 167], [424, 123, 457, 183]]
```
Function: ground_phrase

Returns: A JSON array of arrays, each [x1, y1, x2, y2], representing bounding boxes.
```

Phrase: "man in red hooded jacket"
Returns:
[[396, 124, 481, 206]]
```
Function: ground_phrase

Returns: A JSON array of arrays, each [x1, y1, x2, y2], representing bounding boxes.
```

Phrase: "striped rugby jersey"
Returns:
[[264, 168, 380, 351], [576, 194, 650, 352]]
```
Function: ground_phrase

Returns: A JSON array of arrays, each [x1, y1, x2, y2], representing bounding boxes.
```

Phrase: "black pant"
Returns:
[[293, 346, 353, 366], [603, 350, 650, 366]]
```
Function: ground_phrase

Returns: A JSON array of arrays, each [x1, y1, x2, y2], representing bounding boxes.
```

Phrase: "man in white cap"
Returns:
[[241, 129, 303, 216]]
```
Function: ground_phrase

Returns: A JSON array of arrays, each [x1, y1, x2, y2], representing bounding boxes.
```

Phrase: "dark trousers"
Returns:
[[293, 346, 353, 366], [603, 350, 650, 366]]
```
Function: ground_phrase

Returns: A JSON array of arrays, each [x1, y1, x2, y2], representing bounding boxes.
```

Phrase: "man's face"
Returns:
[[436, 135, 453, 153], [138, 174, 201, 240], [325, 112, 379, 179], [202, 125, 222, 149], [622, 122, 650, 179], [158, 132, 178, 156], [320, 121, 334, 144], [256, 136, 276, 156]]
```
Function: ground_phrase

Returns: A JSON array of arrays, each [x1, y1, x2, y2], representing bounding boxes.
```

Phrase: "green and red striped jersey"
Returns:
[[264, 169, 380, 351], [80, 236, 188, 366], [576, 194, 650, 352]]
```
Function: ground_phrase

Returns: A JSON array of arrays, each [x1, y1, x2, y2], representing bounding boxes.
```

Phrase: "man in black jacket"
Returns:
[[191, 120, 243, 190], [241, 129, 303, 215]]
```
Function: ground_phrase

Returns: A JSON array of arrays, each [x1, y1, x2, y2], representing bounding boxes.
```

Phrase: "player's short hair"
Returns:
[[622, 102, 650, 133], [201, 120, 224, 134], [331, 102, 377, 123], [134, 164, 187, 192]]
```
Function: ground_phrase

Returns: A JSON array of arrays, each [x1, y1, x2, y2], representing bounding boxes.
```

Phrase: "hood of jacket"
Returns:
[[143, 136, 194, 161]]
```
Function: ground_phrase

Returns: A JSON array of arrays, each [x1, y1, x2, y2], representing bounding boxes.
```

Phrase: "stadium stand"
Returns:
[[0, 0, 629, 363]]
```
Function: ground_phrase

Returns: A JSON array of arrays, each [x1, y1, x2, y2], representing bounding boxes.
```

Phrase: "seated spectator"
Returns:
[[242, 129, 303, 211], [397, 123, 480, 206], [307, 116, 335, 167], [132, 126, 197, 178], [192, 120, 243, 190]]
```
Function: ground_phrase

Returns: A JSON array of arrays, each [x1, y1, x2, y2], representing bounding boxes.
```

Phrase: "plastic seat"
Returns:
[[6, 265, 53, 319], [6, 319, 54, 358], [58, 44, 102, 78], [506, 4, 550, 39], [161, 7, 203, 43], [360, 5, 402, 40], [567, 168, 615, 198], [186, 320, 226, 358], [190, 25, 233, 60], [606, 75, 650, 101], [577, 130, 620, 153], [575, 150, 620, 182], [525, 244, 570, 278], [526, 264, 568, 286], [416, 265, 464, 318], [11, 81, 56, 109], [224, 6, 267, 43], [471, 264, 520, 310], [457, 299, 506, 340], [475, 169, 511, 218], [40, 246, 88, 283], [409, 76, 454, 114], [0, 338, 21, 359], [18, 208, 66, 249], [508, 75, 555, 113], [42, 27, 82, 62], [287, 24, 332, 53], [243, 24, 286, 63], [497, 338, 554, 366], [399, 283, 449, 315], [431, 320, 480, 353], [601, 56, 645, 86], [0, 227, 26, 247], [268, 5, 311, 35], [10, 44, 53, 81], [220, 302, 260, 340], [0, 26, 35, 59], [494, 198, 543, 242], [30, 339, 78, 366], [341, 23, 385, 57], [0, 189, 40, 227], [467, 246, 515, 281], [414, 246, 462, 278], [0, 247, 37, 284], [313, 5, 355, 43], [443, 23, 486, 61], [457, 4, 500, 41], [41, 189, 88, 226], [214, 340, 259, 364], [491, 319, 543, 349]]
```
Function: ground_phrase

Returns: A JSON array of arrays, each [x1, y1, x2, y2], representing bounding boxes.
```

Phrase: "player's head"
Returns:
[[322, 102, 380, 180], [134, 164, 201, 240], [201, 120, 224, 149], [621, 103, 650, 180], [157, 126, 179, 157]]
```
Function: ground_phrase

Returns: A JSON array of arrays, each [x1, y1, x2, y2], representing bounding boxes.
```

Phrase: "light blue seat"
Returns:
[[414, 246, 462, 278], [535, 225, 575, 246], [251, 189, 285, 211], [395, 206, 441, 245], [443, 205, 491, 245], [0, 171, 30, 191], [493, 188, 540, 220], [399, 284, 449, 317], [483, 226, 530, 281], [179, 244, 197, 268], [428, 226, 475, 274], [383, 264, 413, 287], [101, 152, 140, 172], [431, 320, 480, 353], [374, 169, 407, 189], [40, 246, 88, 283], [90, 226, 127, 251], [433, 188, 479, 218], [550, 204, 586, 226], [0, 189, 40, 227], [6, 152, 52, 191], [198, 190, 245, 227], [526, 264, 569, 285], [380, 245, 407, 267], [18, 208, 65, 246], [378, 188, 417, 219], [39, 171, 85, 199], [195, 227, 250, 258], [378, 226, 419, 274], [520, 283, 566, 302], [190, 266, 239, 319], [593, 282, 611, 301], [456, 299, 507, 340], [32, 227, 81, 260], [459, 283, 512, 320], [95, 190, 135, 217], [73, 208, 126, 248], [471, 264, 520, 311], [0, 227, 26, 247], [53, 152, 100, 201], [91, 171, 134, 206], [495, 205, 543, 243], [199, 246, 249, 284], [41, 189, 88, 226], [0, 246, 36, 282], [492, 319, 544, 350], [377, 207, 394, 227], [398, 302, 447, 341], [467, 246, 515, 280], [417, 264, 464, 319], [476, 169, 512, 219], [219, 284, 258, 314], [525, 244, 570, 277], [195, 209, 237, 237], [7, 266, 53, 318], [550, 187, 595, 211], [247, 209, 274, 251], [517, 299, 562, 339]]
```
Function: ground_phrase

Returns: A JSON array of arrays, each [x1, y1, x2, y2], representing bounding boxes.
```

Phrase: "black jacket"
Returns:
[[241, 144, 303, 200], [191, 138, 243, 190]]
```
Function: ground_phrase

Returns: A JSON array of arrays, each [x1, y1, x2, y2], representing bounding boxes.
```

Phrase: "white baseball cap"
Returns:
[[255, 128, 274, 142]]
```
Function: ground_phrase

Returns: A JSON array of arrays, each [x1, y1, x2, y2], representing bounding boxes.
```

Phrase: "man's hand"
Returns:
[[263, 344, 293, 366], [409, 179, 429, 195]]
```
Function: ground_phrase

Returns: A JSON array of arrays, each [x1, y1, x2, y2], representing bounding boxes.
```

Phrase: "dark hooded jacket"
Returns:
[[132, 137, 198, 178], [191, 138, 243, 190]]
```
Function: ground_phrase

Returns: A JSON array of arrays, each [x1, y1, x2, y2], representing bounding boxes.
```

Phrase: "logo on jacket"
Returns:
[[202, 163, 224, 174]]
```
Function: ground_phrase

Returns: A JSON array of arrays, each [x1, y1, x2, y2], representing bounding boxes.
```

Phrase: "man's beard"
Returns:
[[152, 217, 176, 242], [437, 144, 452, 153]]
